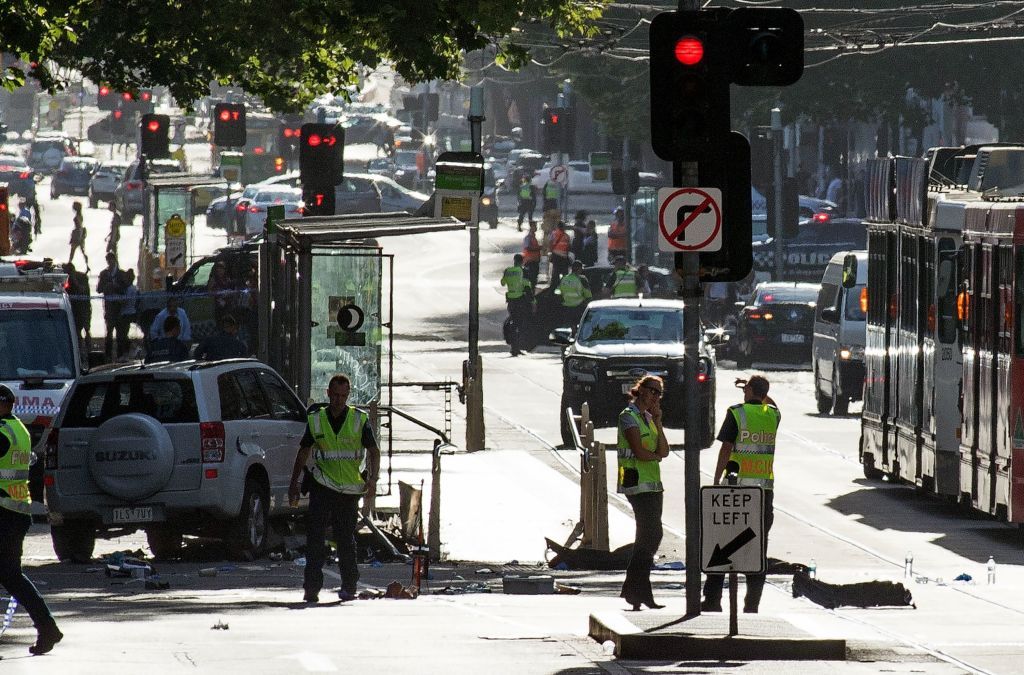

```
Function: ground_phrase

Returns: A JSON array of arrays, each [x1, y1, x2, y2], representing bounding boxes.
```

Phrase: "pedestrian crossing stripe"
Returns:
[[1013, 409, 1024, 450]]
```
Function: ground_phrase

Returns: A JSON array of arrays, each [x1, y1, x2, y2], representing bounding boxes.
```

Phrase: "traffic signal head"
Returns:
[[139, 113, 170, 158], [649, 10, 731, 161], [97, 85, 116, 111], [213, 103, 247, 147], [728, 8, 804, 86], [299, 123, 344, 188], [302, 185, 336, 217], [542, 107, 575, 156]]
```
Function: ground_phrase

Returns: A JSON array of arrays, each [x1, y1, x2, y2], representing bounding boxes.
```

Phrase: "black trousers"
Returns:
[[702, 489, 774, 611], [507, 297, 532, 354], [517, 199, 535, 227], [621, 491, 664, 604], [0, 507, 57, 632], [523, 261, 539, 288], [303, 480, 362, 596]]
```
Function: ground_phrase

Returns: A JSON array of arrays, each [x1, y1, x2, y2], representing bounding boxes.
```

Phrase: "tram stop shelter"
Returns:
[[138, 173, 230, 291], [258, 212, 465, 407]]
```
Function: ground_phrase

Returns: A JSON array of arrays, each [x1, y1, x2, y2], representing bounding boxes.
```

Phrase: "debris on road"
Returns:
[[793, 572, 915, 609], [211, 620, 229, 630]]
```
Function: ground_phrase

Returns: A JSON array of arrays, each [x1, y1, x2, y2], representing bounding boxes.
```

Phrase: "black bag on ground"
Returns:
[[792, 572, 914, 609]]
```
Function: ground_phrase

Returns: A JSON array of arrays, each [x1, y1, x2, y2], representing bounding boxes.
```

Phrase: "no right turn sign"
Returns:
[[657, 187, 723, 252]]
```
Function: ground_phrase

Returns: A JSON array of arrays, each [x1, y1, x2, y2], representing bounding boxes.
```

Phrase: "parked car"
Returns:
[[88, 160, 130, 208], [50, 157, 98, 199], [392, 149, 420, 188], [334, 173, 428, 215], [732, 281, 819, 367], [242, 186, 303, 235], [206, 172, 299, 229], [751, 218, 866, 282], [365, 157, 395, 177], [812, 251, 867, 415], [115, 158, 186, 219], [549, 298, 718, 448], [44, 359, 309, 562], [0, 154, 37, 202], [27, 132, 76, 175]]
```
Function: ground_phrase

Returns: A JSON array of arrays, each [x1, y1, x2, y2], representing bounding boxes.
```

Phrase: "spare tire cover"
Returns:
[[88, 414, 174, 501]]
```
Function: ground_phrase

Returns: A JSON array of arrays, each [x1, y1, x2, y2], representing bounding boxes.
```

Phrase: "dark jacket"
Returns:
[[145, 337, 190, 363], [195, 332, 248, 360]]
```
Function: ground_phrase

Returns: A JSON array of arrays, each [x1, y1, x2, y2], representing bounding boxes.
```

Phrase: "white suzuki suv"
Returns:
[[44, 359, 308, 562]]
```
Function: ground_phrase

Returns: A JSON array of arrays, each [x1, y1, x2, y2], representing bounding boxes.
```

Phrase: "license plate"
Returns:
[[621, 383, 632, 394], [780, 333, 805, 344], [111, 506, 154, 523]]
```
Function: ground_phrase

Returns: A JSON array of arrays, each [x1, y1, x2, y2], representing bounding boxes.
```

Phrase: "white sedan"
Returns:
[[242, 186, 304, 234]]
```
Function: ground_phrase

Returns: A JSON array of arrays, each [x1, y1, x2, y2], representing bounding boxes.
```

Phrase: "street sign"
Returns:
[[590, 152, 611, 182], [219, 152, 243, 184], [434, 151, 484, 223], [700, 485, 765, 574], [165, 213, 187, 270], [657, 186, 723, 252], [550, 164, 569, 186]]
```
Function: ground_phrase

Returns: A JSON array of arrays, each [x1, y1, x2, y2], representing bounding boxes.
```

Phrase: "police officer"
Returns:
[[521, 221, 542, 288], [288, 374, 380, 603], [0, 385, 63, 654], [516, 177, 535, 231], [606, 255, 637, 298], [500, 253, 533, 357], [701, 375, 780, 614], [556, 260, 592, 328]]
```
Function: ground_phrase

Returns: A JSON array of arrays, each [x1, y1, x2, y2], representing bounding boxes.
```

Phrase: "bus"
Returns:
[[211, 110, 288, 185], [861, 144, 1024, 523]]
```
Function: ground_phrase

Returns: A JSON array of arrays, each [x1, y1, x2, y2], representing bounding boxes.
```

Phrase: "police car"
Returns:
[[0, 260, 83, 510]]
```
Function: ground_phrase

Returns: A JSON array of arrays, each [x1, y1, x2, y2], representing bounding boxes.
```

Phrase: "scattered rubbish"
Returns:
[[105, 557, 154, 580], [101, 550, 149, 565], [544, 538, 632, 571], [601, 640, 615, 656], [384, 580, 419, 599], [808, 559, 817, 579], [987, 556, 997, 585], [475, 568, 494, 575], [145, 579, 171, 590], [652, 561, 684, 571], [503, 575, 555, 595], [439, 582, 492, 595], [507, 560, 519, 565], [293, 557, 307, 567], [793, 573, 915, 609], [211, 620, 229, 630], [358, 588, 386, 600], [915, 577, 930, 584], [935, 578, 946, 586], [904, 551, 914, 578], [553, 562, 569, 571], [954, 573, 972, 582], [268, 552, 284, 562], [554, 582, 581, 595], [199, 568, 218, 578]]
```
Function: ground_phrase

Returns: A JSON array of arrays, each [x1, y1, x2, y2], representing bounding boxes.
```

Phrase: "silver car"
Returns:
[[88, 160, 130, 208]]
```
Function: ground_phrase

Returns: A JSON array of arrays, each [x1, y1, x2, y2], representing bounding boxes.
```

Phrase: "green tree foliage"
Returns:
[[1, 0, 602, 110]]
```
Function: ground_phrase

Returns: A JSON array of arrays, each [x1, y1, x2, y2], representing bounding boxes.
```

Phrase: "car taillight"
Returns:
[[126, 181, 143, 190], [813, 212, 830, 223], [18, 171, 29, 179], [274, 157, 284, 171], [44, 428, 59, 470], [254, 147, 265, 155], [235, 203, 247, 212], [748, 312, 762, 320], [249, 205, 260, 213], [200, 422, 225, 462]]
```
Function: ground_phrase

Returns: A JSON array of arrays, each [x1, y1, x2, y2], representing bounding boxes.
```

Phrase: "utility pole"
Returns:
[[771, 108, 784, 281], [465, 85, 486, 452]]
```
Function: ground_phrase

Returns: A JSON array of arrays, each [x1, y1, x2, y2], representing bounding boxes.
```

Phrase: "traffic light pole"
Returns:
[[771, 108, 784, 281]]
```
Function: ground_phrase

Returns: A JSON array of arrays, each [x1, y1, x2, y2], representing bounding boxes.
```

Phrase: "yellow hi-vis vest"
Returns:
[[544, 182, 561, 200], [519, 183, 533, 200], [727, 402, 780, 489], [557, 273, 589, 307], [501, 266, 531, 300], [309, 406, 369, 495], [610, 268, 637, 298], [616, 406, 663, 495], [0, 417, 32, 514]]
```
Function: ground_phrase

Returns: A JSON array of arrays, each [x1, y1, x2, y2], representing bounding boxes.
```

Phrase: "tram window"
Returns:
[[1016, 248, 1024, 356], [936, 244, 958, 344]]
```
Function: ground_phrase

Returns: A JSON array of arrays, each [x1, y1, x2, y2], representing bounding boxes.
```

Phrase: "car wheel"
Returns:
[[146, 526, 183, 560], [229, 477, 268, 560], [814, 368, 832, 414], [831, 369, 849, 416], [51, 521, 96, 563]]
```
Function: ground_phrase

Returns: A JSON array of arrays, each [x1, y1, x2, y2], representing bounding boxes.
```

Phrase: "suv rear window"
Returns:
[[0, 308, 75, 379], [63, 377, 198, 427]]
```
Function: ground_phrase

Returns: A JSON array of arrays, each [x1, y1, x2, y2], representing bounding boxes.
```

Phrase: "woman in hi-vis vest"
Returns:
[[616, 375, 671, 610]]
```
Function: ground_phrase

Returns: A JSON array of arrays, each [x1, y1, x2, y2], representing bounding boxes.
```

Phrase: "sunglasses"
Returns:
[[642, 385, 664, 397]]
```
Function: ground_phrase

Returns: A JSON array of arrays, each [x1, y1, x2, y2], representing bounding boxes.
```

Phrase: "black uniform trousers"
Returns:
[[507, 296, 532, 355], [620, 491, 664, 605], [0, 507, 57, 631], [517, 198, 535, 228], [303, 480, 362, 596], [702, 489, 774, 611]]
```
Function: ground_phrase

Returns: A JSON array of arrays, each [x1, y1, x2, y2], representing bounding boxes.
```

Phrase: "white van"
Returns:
[[812, 251, 867, 415], [0, 268, 83, 511]]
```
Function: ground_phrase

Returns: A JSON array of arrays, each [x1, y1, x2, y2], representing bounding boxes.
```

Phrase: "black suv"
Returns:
[[731, 281, 818, 367], [550, 298, 717, 448]]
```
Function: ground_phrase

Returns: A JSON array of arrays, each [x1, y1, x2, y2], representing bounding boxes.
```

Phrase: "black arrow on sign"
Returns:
[[707, 527, 757, 567]]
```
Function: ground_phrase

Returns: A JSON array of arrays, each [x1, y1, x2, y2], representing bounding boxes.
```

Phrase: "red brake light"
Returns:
[[813, 212, 830, 223], [749, 313, 762, 320], [283, 128, 294, 138], [763, 294, 774, 302], [674, 37, 704, 66], [200, 422, 225, 462], [18, 172, 29, 179], [248, 205, 259, 213], [697, 372, 708, 383], [235, 203, 247, 212], [253, 147, 265, 155], [0, 204, 7, 212]]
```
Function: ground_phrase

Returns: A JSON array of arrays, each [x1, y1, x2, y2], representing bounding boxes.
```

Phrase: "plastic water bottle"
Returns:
[[904, 551, 914, 578], [601, 640, 615, 656], [987, 556, 996, 585], [808, 559, 817, 580]]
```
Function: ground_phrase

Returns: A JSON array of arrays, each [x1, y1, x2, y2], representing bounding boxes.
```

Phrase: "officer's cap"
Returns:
[[0, 385, 15, 404]]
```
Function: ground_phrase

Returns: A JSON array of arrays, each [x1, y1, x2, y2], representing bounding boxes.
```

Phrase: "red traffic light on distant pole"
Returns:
[[139, 113, 170, 158], [299, 123, 344, 188], [213, 102, 246, 147]]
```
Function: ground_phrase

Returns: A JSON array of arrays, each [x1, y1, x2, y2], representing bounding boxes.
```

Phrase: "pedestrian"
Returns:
[[149, 295, 192, 344], [607, 206, 628, 263], [67, 201, 89, 272], [556, 260, 592, 328], [288, 374, 380, 604], [521, 221, 541, 288], [117, 269, 138, 359], [570, 210, 588, 262], [207, 260, 236, 322], [62, 262, 92, 342], [0, 384, 63, 655], [580, 220, 599, 267], [194, 313, 248, 360], [144, 316, 190, 363], [105, 202, 121, 256], [96, 253, 125, 361], [617, 375, 670, 611], [701, 375, 780, 614], [605, 255, 637, 299], [548, 221, 571, 287], [500, 253, 533, 357], [636, 264, 653, 297], [516, 176, 535, 231]]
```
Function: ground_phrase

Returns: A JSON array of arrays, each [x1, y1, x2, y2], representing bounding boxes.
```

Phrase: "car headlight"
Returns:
[[838, 345, 864, 360], [566, 357, 599, 382]]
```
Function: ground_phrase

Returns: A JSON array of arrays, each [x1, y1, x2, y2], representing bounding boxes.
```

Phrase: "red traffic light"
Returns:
[[113, 110, 123, 119], [550, 113, 559, 125], [219, 109, 231, 122], [307, 134, 321, 147], [122, 92, 133, 102], [99, 86, 110, 96], [674, 36, 704, 65], [140, 91, 152, 102], [147, 119, 161, 132], [307, 133, 336, 147]]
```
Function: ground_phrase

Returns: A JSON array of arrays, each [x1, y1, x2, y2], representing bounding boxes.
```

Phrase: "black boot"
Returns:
[[30, 625, 63, 655]]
